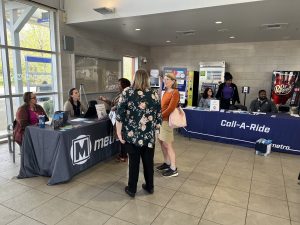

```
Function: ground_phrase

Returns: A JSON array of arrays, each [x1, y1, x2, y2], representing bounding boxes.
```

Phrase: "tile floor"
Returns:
[[0, 135, 299, 225]]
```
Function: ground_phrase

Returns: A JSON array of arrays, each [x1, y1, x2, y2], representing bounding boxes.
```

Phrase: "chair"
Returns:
[[0, 124, 16, 163]]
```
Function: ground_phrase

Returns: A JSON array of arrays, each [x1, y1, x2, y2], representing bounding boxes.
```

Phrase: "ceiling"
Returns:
[[70, 0, 300, 47]]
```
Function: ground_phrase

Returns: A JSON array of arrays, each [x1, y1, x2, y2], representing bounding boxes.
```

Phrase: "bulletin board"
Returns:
[[75, 55, 121, 93]]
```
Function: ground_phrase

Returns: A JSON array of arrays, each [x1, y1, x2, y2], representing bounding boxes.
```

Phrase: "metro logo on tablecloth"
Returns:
[[220, 120, 270, 133], [70, 135, 92, 165]]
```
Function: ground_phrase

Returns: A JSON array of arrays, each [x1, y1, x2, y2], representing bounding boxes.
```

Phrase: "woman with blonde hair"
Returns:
[[156, 73, 180, 177], [116, 69, 162, 197]]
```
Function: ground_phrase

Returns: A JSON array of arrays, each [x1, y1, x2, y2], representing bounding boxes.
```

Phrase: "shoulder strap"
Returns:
[[171, 89, 180, 107]]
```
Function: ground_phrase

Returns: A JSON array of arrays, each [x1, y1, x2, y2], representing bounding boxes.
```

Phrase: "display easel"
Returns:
[[242, 86, 250, 106], [79, 84, 89, 108]]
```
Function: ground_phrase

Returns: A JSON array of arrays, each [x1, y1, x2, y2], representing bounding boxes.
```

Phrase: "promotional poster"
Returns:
[[271, 71, 300, 106], [163, 67, 187, 104]]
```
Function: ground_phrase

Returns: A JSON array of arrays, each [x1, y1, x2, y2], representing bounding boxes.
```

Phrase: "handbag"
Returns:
[[168, 91, 187, 128], [169, 106, 187, 128]]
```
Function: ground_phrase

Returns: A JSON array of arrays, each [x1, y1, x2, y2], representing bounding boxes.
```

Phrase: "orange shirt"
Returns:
[[161, 89, 180, 121]]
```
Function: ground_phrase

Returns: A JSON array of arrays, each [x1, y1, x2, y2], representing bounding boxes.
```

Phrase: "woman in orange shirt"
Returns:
[[157, 73, 180, 177]]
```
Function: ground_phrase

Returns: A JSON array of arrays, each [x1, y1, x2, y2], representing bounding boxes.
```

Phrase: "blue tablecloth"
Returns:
[[180, 109, 300, 154]]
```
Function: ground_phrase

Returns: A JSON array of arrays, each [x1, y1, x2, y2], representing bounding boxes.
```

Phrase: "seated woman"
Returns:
[[198, 87, 215, 109], [13, 92, 49, 146], [64, 88, 87, 117]]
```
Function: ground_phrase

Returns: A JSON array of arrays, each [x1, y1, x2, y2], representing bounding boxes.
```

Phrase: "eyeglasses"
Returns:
[[30, 96, 37, 99]]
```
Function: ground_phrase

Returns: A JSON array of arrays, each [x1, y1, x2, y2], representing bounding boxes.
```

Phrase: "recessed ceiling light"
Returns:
[[135, 28, 141, 31], [166, 40, 171, 43], [215, 21, 223, 24], [229, 36, 235, 39]]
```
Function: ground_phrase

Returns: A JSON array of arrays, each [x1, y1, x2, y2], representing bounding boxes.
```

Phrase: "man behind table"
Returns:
[[249, 90, 278, 113]]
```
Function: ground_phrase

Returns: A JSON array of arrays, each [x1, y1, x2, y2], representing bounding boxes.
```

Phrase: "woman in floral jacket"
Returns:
[[116, 69, 162, 197]]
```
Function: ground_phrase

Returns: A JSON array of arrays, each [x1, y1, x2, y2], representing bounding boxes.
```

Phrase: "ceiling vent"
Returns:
[[176, 30, 196, 36], [94, 7, 115, 15], [261, 23, 288, 30]]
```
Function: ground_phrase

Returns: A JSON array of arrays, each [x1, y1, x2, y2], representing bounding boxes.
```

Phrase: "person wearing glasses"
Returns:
[[198, 87, 216, 109], [13, 92, 49, 146]]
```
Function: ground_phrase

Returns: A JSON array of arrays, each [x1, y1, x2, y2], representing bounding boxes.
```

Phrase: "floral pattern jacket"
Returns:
[[116, 87, 162, 148]]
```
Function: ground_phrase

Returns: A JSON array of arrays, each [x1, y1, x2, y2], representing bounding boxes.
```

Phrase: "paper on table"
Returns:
[[95, 104, 107, 119], [71, 118, 87, 122], [109, 111, 116, 125], [83, 120, 95, 123]]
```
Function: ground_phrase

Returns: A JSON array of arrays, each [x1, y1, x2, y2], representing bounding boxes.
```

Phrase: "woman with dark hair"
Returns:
[[13, 92, 49, 146], [198, 87, 215, 109], [64, 88, 87, 117], [99, 78, 131, 162], [116, 70, 161, 197], [99, 78, 131, 111], [216, 72, 240, 109]]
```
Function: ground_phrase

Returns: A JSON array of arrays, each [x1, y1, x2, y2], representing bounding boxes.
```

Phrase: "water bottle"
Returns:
[[38, 115, 45, 128]]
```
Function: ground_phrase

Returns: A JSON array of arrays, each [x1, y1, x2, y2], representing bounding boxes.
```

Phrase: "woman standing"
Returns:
[[99, 78, 131, 162], [157, 73, 180, 177], [13, 92, 49, 146], [198, 87, 215, 109], [116, 70, 161, 197], [216, 72, 240, 110], [64, 88, 87, 117]]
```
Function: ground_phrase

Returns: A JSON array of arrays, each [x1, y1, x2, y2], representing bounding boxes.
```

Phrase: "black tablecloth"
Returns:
[[18, 119, 118, 185]]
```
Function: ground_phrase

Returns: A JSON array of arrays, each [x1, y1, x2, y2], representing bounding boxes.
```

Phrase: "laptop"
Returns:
[[83, 100, 98, 118], [52, 111, 69, 129]]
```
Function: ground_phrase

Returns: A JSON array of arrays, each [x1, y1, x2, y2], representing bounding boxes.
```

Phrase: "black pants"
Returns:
[[119, 143, 127, 158], [220, 98, 231, 110], [125, 143, 154, 193]]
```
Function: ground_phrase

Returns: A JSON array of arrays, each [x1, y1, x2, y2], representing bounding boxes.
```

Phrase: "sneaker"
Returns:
[[124, 186, 135, 197], [142, 183, 154, 194], [162, 168, 178, 177], [156, 163, 170, 171]]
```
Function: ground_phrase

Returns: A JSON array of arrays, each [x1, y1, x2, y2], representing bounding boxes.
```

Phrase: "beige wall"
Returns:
[[150, 40, 300, 107], [58, 12, 150, 107]]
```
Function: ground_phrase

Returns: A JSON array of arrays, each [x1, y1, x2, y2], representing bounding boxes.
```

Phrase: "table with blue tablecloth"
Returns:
[[18, 119, 118, 185], [180, 109, 300, 154]]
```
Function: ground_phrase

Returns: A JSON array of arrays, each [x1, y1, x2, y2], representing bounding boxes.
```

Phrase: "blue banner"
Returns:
[[180, 109, 300, 154]]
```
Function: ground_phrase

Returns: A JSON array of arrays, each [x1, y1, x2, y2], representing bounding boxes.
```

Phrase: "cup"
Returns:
[[38, 115, 45, 128]]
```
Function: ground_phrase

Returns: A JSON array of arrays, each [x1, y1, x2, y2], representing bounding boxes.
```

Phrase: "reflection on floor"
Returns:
[[0, 135, 300, 225]]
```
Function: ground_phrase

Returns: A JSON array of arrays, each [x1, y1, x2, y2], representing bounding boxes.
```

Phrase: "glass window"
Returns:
[[0, 98, 8, 132], [123, 56, 135, 82], [0, 49, 4, 95], [5, 1, 52, 51], [12, 94, 56, 120], [8, 49, 54, 95], [1, 0, 58, 130]]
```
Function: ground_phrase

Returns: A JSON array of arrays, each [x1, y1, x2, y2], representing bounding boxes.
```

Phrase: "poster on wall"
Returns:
[[187, 71, 194, 106], [163, 67, 187, 104], [271, 71, 300, 107], [199, 61, 225, 95]]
